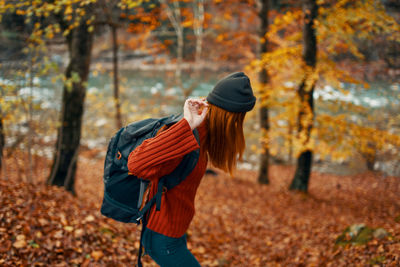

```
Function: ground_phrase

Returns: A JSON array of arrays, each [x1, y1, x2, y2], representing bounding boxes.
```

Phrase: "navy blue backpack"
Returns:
[[100, 113, 199, 266]]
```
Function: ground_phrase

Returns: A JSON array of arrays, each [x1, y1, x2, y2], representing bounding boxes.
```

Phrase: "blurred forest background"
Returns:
[[0, 0, 400, 266]]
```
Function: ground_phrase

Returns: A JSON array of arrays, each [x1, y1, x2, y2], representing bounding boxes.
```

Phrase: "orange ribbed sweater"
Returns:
[[127, 118, 208, 238]]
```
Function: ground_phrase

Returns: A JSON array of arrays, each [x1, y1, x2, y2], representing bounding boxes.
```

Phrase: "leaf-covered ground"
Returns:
[[1, 153, 400, 266]]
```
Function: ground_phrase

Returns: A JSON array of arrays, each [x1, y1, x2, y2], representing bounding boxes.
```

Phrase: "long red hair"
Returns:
[[202, 103, 246, 175]]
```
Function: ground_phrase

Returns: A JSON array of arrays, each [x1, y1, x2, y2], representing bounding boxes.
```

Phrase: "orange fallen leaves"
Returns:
[[1, 154, 400, 266], [91, 250, 104, 261]]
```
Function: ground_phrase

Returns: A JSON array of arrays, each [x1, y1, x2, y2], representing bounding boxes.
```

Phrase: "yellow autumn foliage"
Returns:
[[250, 0, 400, 165]]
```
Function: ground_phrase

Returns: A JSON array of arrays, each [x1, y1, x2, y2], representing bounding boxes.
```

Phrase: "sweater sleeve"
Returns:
[[127, 118, 200, 181]]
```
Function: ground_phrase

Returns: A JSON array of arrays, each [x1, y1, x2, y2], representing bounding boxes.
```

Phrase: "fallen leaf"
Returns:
[[74, 229, 84, 238], [91, 250, 103, 261], [13, 240, 27, 248], [53, 230, 63, 239], [16, 234, 26, 241], [64, 226, 74, 232], [85, 215, 95, 222]]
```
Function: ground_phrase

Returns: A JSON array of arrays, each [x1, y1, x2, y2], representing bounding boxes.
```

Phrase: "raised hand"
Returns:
[[183, 98, 209, 130]]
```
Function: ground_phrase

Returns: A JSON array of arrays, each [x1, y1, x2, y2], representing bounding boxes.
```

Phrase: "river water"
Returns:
[[2, 69, 400, 176]]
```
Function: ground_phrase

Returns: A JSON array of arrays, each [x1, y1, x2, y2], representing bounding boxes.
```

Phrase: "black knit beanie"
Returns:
[[206, 72, 256, 113]]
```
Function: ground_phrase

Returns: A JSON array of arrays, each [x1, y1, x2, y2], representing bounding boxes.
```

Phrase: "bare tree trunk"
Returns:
[[47, 22, 94, 194], [289, 0, 318, 192], [111, 25, 122, 129], [185, 0, 206, 103], [193, 0, 205, 64], [0, 115, 4, 173], [0, 82, 6, 178], [159, 0, 187, 99], [288, 121, 293, 163], [172, 0, 184, 91], [359, 142, 377, 171], [176, 26, 184, 89], [27, 55, 34, 183], [258, 0, 270, 184]]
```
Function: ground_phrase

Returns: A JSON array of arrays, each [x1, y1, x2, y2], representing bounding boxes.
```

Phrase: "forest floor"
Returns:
[[1, 152, 400, 266]]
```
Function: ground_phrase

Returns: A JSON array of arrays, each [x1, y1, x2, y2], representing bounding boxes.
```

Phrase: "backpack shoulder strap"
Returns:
[[137, 127, 200, 267], [155, 128, 200, 210]]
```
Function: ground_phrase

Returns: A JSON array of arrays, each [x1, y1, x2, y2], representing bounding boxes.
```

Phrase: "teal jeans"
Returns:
[[142, 228, 201, 267]]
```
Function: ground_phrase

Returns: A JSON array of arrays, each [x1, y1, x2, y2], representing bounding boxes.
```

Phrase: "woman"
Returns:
[[127, 72, 256, 267]]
